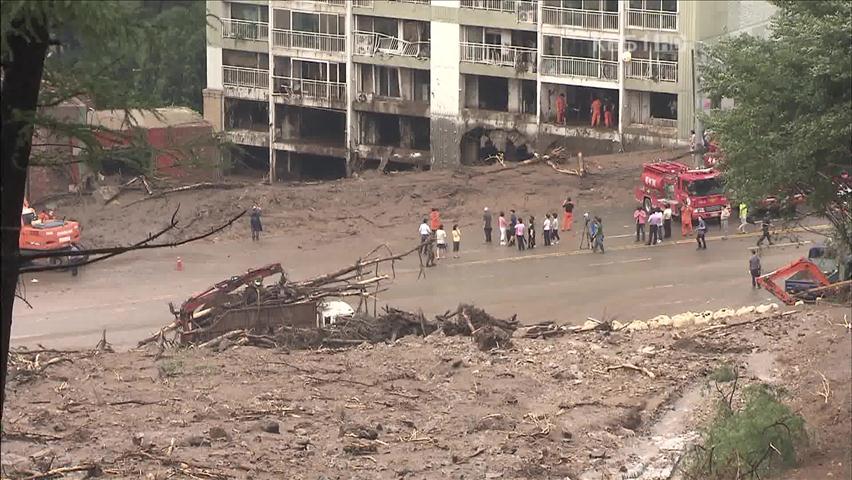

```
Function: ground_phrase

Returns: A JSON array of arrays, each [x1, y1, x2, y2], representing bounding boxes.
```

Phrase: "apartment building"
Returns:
[[203, 0, 775, 180]]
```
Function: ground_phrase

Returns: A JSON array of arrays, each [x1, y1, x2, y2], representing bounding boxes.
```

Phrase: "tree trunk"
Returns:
[[1, 15, 50, 419]]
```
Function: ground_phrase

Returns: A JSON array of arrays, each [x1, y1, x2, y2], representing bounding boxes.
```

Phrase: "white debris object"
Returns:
[[755, 304, 772, 314], [671, 312, 696, 329], [713, 308, 735, 320], [627, 320, 649, 331], [736, 306, 756, 316]]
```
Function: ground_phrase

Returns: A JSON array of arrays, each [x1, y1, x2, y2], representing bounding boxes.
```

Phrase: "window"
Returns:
[[292, 12, 320, 32], [223, 49, 268, 69], [377, 67, 400, 97], [630, 0, 677, 11], [231, 3, 268, 22]]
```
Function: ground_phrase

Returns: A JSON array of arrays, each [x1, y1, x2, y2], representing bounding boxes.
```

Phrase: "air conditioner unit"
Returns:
[[518, 10, 532, 23]]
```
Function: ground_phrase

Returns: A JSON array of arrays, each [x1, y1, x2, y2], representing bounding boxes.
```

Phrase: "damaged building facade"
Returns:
[[203, 0, 775, 180]]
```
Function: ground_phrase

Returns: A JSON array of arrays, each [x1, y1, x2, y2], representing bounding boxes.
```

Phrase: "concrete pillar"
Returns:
[[535, 0, 542, 127], [266, 1, 276, 182], [400, 118, 413, 148], [429, 15, 462, 168], [507, 78, 521, 113], [202, 89, 224, 132]]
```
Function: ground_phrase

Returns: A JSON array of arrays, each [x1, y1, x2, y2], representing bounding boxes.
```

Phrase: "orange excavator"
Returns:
[[757, 245, 851, 304], [19, 198, 85, 266]]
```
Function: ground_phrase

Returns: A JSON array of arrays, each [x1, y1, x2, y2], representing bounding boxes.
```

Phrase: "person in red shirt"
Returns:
[[429, 208, 440, 231], [555, 93, 566, 125], [590, 97, 602, 127]]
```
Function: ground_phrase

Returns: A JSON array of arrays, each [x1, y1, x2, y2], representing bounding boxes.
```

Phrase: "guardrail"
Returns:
[[627, 10, 678, 31], [273, 76, 346, 102], [541, 6, 618, 31], [222, 18, 269, 41], [540, 55, 617, 81], [625, 58, 678, 82], [272, 29, 345, 53], [353, 31, 430, 58], [460, 0, 538, 23], [460, 42, 537, 73], [223, 66, 269, 89]]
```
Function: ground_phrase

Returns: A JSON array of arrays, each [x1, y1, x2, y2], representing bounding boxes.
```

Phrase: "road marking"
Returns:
[[609, 234, 633, 239], [590, 257, 651, 267], [748, 240, 811, 250], [643, 284, 674, 290]]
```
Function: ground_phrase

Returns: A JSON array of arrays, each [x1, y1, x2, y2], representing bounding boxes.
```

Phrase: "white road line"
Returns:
[[747, 240, 811, 250], [589, 257, 651, 267], [609, 234, 633, 239], [643, 284, 675, 290]]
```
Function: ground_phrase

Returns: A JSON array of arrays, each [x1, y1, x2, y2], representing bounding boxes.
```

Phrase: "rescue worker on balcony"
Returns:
[[681, 203, 694, 237], [590, 97, 602, 127], [555, 93, 567, 125]]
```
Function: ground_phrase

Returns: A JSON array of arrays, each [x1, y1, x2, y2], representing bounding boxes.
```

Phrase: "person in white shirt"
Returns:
[[662, 204, 673, 239], [550, 214, 560, 244], [435, 224, 448, 259], [418, 219, 431, 254], [720, 205, 731, 237], [543, 214, 552, 246]]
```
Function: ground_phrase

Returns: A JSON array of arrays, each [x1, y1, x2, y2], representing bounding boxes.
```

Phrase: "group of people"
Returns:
[[480, 197, 576, 252], [553, 93, 616, 128], [419, 208, 462, 264], [633, 203, 709, 249]]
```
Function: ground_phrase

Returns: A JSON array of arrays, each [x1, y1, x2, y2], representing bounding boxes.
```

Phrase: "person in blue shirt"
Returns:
[[696, 217, 707, 249]]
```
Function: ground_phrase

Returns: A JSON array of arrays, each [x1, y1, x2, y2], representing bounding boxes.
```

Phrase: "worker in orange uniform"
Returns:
[[429, 208, 441, 231], [590, 97, 602, 127], [561, 196, 574, 231], [555, 93, 566, 125], [603, 100, 614, 128], [681, 204, 694, 237]]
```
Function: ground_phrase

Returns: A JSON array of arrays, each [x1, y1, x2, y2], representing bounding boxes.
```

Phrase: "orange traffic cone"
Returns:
[[176, 257, 183, 271]]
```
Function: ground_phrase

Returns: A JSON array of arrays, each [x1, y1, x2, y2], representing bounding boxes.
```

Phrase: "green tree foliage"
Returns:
[[684, 384, 807, 479], [701, 0, 852, 250]]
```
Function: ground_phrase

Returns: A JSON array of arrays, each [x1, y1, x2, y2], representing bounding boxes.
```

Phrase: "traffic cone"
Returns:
[[176, 257, 183, 271]]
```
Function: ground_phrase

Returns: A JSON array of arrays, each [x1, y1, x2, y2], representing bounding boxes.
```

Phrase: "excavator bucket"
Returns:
[[757, 258, 832, 305]]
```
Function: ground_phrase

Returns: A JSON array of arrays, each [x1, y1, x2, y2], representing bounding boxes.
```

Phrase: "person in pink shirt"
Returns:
[[514, 218, 526, 251], [498, 211, 508, 246], [633, 206, 647, 243]]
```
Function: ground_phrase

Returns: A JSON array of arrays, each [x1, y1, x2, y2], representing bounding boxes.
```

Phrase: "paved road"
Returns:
[[12, 217, 821, 348]]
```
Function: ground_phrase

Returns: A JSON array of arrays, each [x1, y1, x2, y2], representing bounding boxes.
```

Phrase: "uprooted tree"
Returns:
[[700, 0, 852, 251], [0, 1, 222, 417]]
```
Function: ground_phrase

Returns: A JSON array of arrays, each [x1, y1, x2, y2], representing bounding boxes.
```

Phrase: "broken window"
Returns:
[[223, 49, 268, 69], [650, 92, 677, 120], [477, 76, 509, 111], [357, 16, 398, 37], [521, 80, 536, 114]]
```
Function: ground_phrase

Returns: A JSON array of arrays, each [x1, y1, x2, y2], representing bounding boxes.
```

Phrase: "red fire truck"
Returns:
[[634, 162, 729, 221]]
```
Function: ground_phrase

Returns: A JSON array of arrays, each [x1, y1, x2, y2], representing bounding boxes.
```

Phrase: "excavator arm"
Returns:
[[757, 258, 832, 305]]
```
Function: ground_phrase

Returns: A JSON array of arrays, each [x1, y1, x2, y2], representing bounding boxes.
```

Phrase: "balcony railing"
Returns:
[[272, 29, 345, 53], [627, 10, 678, 31], [223, 66, 269, 89], [540, 55, 617, 81], [460, 0, 538, 23], [542, 7, 618, 31], [353, 0, 373, 7], [625, 59, 678, 83], [354, 31, 430, 58], [222, 18, 269, 41], [460, 42, 537, 73], [273, 76, 346, 102]]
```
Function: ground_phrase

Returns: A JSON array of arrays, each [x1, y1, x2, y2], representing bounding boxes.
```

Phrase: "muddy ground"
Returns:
[[3, 305, 849, 479], [46, 147, 683, 249]]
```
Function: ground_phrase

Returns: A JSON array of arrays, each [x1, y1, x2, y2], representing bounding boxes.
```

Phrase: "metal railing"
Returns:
[[625, 58, 678, 82], [542, 6, 618, 31], [223, 66, 269, 89], [273, 76, 346, 102], [540, 55, 617, 81], [272, 29, 345, 53], [353, 0, 373, 7], [460, 42, 537, 73], [627, 10, 678, 31], [353, 31, 430, 58], [460, 0, 538, 23], [222, 18, 269, 41]]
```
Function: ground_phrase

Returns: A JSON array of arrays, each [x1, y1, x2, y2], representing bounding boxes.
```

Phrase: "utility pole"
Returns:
[[691, 46, 704, 169]]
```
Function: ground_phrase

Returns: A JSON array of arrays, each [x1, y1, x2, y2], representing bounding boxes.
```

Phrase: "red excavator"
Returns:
[[757, 245, 851, 304], [19, 198, 86, 267]]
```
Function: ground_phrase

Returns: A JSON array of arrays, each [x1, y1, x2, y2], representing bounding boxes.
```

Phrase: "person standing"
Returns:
[[435, 224, 448, 259], [498, 211, 508, 245], [452, 224, 462, 258], [483, 207, 493, 243], [647, 209, 660, 245], [757, 215, 773, 246], [720, 204, 731, 237], [543, 214, 552, 246], [561, 197, 574, 231], [508, 210, 518, 246], [592, 216, 605, 253], [550, 213, 560, 244], [555, 93, 566, 125], [418, 218, 431, 254], [749, 249, 762, 288], [430, 208, 441, 231], [738, 202, 749, 234], [515, 218, 526, 251], [250, 205, 263, 241], [633, 206, 647, 243], [662, 204, 673, 239], [681, 204, 694, 237], [603, 100, 614, 128], [696, 217, 707, 249], [528, 216, 536, 249], [590, 97, 602, 127]]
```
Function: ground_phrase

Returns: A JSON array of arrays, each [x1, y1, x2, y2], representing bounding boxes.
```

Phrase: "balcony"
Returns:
[[460, 0, 538, 23], [542, 7, 618, 31], [625, 59, 678, 83], [222, 19, 269, 42], [272, 29, 345, 54], [627, 9, 678, 31], [354, 32, 430, 58], [273, 76, 346, 103], [540, 55, 617, 82], [223, 66, 268, 89], [460, 42, 537, 73]]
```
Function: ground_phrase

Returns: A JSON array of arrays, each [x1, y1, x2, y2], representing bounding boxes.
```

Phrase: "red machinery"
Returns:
[[20, 198, 82, 257], [174, 263, 286, 334], [634, 162, 729, 220], [756, 258, 832, 305]]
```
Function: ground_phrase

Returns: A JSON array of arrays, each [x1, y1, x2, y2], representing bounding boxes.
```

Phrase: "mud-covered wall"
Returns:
[[429, 19, 461, 168]]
